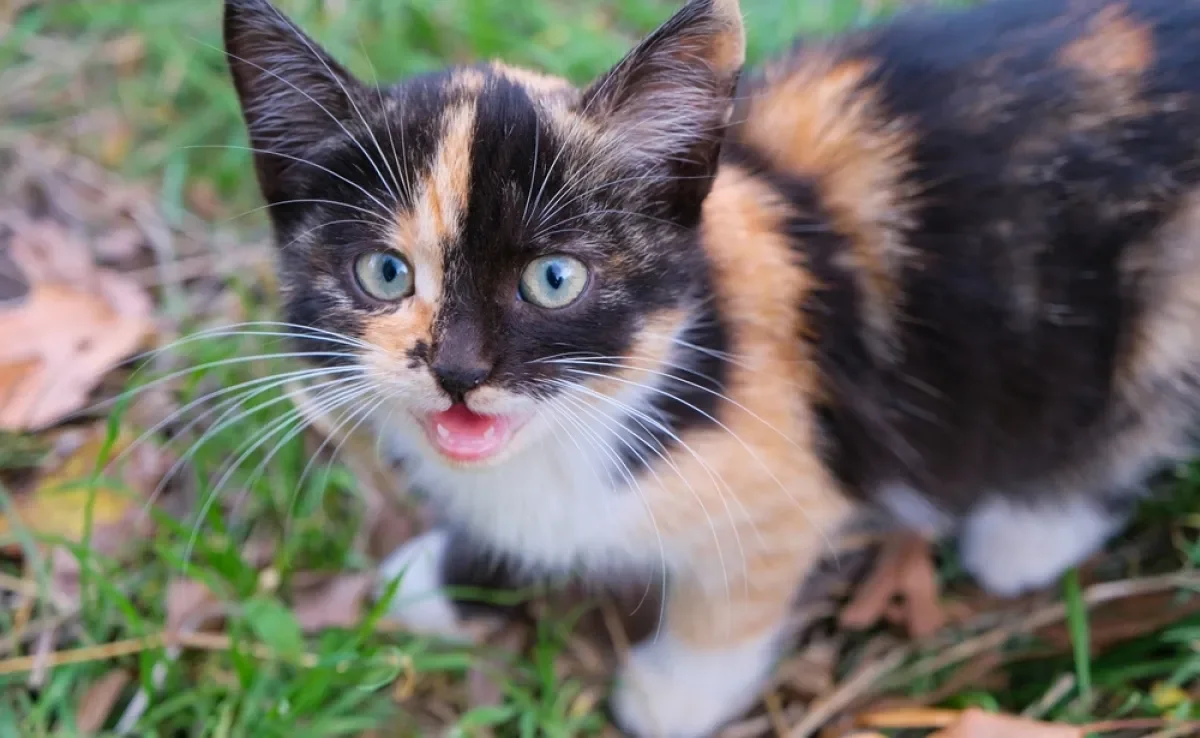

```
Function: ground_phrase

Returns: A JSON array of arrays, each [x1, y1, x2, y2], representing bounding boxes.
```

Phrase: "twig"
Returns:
[[892, 570, 1200, 685], [786, 647, 908, 738]]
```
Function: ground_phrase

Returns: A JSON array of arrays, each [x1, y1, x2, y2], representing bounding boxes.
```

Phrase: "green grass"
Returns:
[[3, 0, 1200, 736]]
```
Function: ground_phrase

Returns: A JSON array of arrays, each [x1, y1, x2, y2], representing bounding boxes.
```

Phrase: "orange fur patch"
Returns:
[[633, 165, 853, 647], [489, 61, 573, 96], [399, 102, 477, 264], [1059, 3, 1154, 79], [741, 54, 916, 361]]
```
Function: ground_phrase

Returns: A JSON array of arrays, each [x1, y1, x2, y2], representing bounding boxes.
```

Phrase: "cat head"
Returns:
[[224, 0, 744, 468]]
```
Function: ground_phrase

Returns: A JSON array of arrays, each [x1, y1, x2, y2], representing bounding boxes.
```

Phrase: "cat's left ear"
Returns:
[[582, 0, 745, 173], [224, 0, 369, 203]]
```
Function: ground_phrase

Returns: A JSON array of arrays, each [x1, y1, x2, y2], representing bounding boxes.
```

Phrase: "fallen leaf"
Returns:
[[929, 708, 1083, 738], [0, 423, 167, 557], [165, 577, 222, 635], [76, 669, 132, 734], [0, 217, 153, 431], [1036, 591, 1200, 655], [92, 228, 145, 264], [465, 625, 525, 725], [1151, 682, 1191, 711], [186, 181, 223, 221], [840, 533, 946, 638], [290, 572, 374, 632]]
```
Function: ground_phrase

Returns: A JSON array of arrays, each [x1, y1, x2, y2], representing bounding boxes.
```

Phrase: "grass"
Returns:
[[2, 0, 1200, 736]]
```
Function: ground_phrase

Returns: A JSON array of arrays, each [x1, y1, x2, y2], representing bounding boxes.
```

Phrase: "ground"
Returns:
[[1, 1, 1200, 736]]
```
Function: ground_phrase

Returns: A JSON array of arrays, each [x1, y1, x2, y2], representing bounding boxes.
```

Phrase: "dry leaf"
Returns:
[[929, 708, 1083, 738], [92, 228, 145, 264], [840, 533, 946, 638], [76, 669, 132, 734], [291, 572, 374, 632], [0, 218, 153, 430], [1036, 591, 1200, 655], [166, 577, 222, 635], [0, 423, 167, 557]]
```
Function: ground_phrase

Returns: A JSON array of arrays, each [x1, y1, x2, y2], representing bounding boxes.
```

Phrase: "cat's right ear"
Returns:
[[224, 0, 366, 201]]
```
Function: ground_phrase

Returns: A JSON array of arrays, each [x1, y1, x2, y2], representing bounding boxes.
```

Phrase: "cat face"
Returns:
[[225, 0, 744, 467]]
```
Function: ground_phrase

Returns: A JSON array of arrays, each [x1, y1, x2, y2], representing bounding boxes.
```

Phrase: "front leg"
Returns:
[[611, 549, 813, 738], [376, 527, 523, 642]]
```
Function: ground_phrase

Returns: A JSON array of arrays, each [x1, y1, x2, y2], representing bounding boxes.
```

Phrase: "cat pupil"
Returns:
[[382, 258, 398, 283], [545, 264, 564, 290]]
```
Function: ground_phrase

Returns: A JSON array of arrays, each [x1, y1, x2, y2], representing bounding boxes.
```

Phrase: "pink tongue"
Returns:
[[431, 403, 495, 436]]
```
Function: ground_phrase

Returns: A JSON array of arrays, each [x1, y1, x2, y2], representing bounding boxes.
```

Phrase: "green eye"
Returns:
[[519, 255, 588, 308], [354, 251, 414, 301]]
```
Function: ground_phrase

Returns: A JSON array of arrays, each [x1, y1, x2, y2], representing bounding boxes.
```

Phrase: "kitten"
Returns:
[[224, 0, 1200, 734]]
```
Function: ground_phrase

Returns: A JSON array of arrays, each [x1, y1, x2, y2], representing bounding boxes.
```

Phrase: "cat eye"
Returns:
[[519, 255, 589, 309], [354, 251, 414, 302]]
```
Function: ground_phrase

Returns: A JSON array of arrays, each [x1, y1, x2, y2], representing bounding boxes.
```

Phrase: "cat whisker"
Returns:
[[521, 119, 541, 227], [219, 199, 391, 228], [112, 364, 364, 473], [94, 349, 364, 418], [537, 171, 716, 231], [535, 384, 670, 636], [541, 356, 806, 455], [557, 366, 838, 560], [535, 209, 685, 240], [547, 375, 758, 538], [200, 39, 399, 205], [185, 145, 392, 215], [181, 379, 377, 572], [281, 386, 397, 543], [545, 379, 749, 618], [146, 373, 370, 516], [363, 43, 416, 204]]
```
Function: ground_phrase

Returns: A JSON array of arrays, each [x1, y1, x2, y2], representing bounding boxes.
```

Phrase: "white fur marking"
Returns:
[[960, 496, 1122, 597], [376, 530, 475, 642], [879, 483, 953, 537], [611, 629, 780, 738]]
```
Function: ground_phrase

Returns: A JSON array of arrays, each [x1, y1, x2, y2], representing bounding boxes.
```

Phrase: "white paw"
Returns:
[[611, 630, 779, 738], [376, 530, 476, 642], [960, 497, 1122, 597]]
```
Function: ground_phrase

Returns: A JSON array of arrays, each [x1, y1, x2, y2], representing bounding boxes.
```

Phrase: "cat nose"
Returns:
[[431, 361, 491, 400]]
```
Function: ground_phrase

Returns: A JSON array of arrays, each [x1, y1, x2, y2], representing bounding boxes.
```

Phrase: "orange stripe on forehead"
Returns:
[[392, 100, 479, 300]]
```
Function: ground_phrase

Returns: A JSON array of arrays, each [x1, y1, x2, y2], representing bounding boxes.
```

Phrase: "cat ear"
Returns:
[[582, 0, 745, 170], [224, 0, 367, 200]]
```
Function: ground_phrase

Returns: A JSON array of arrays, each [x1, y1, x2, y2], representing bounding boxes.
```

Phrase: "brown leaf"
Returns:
[[291, 572, 374, 632], [0, 224, 151, 431], [1036, 590, 1200, 654], [76, 669, 132, 734], [0, 423, 168, 558], [929, 708, 1083, 738], [840, 533, 946, 638], [0, 218, 153, 431], [166, 577, 222, 635], [465, 625, 525, 725]]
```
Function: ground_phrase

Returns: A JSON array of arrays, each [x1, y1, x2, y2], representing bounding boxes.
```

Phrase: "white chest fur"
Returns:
[[376, 409, 671, 577]]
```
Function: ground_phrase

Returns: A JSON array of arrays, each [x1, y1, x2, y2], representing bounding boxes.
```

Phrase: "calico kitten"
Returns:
[[224, 0, 1200, 734]]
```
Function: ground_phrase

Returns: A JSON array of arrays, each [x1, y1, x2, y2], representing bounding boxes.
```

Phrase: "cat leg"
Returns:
[[959, 495, 1134, 597], [610, 551, 807, 738], [375, 527, 517, 642]]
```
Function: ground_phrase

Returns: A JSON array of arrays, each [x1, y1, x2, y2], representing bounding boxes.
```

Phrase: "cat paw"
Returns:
[[959, 497, 1123, 597], [375, 529, 478, 643], [610, 631, 777, 738]]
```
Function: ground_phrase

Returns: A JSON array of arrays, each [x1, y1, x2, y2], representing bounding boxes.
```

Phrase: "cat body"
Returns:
[[224, 0, 1200, 735]]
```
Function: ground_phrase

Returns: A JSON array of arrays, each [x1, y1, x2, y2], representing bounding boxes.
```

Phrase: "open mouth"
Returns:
[[419, 403, 522, 463]]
